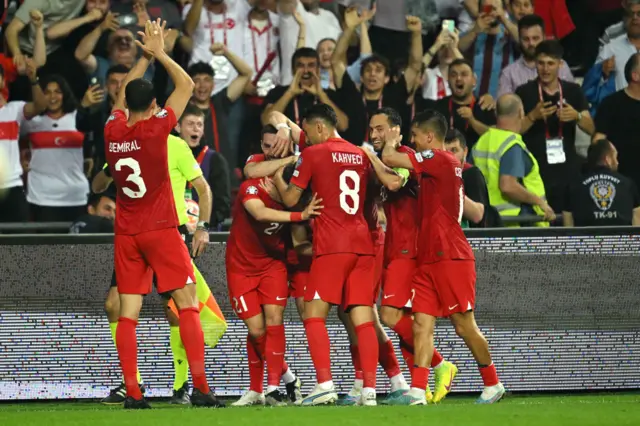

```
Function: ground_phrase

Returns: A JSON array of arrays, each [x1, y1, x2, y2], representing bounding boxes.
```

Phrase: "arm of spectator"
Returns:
[[359, 20, 372, 56], [499, 174, 553, 216], [260, 71, 303, 124], [30, 10, 46, 69], [291, 223, 313, 257], [209, 152, 231, 226], [5, 15, 27, 73], [582, 62, 616, 116], [47, 9, 104, 40], [463, 0, 479, 18], [404, 16, 424, 93], [562, 211, 574, 227], [497, 4, 519, 42], [459, 14, 492, 53], [92, 169, 113, 193], [244, 156, 297, 179], [293, 10, 306, 49], [75, 14, 120, 73], [310, 78, 349, 131], [23, 59, 46, 119], [332, 7, 360, 89], [184, 0, 204, 37], [179, 34, 194, 53], [457, 105, 489, 136], [463, 196, 484, 224], [214, 43, 253, 102]]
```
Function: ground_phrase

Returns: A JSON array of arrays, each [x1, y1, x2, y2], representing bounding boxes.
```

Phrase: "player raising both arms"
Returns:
[[379, 110, 504, 405], [104, 19, 221, 409], [226, 139, 320, 406], [273, 104, 380, 406]]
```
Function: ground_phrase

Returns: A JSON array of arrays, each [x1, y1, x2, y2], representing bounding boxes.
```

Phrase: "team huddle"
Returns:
[[103, 20, 505, 409]]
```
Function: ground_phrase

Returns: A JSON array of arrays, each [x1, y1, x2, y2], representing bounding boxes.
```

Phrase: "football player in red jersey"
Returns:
[[226, 165, 321, 407], [273, 104, 380, 406], [360, 107, 459, 404], [103, 20, 221, 409], [379, 110, 505, 405]]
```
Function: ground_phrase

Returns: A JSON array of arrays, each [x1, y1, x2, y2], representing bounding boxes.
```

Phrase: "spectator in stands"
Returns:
[[187, 43, 253, 181], [111, 0, 183, 31], [563, 139, 640, 227], [55, 0, 113, 65], [176, 104, 231, 229], [434, 59, 496, 153], [69, 193, 115, 234], [279, 0, 342, 85], [594, 53, 640, 192], [498, 14, 574, 98], [472, 93, 554, 226], [583, 0, 640, 113], [0, 60, 47, 223], [445, 129, 500, 228], [76, 65, 128, 173], [331, 12, 422, 145], [262, 47, 348, 132], [420, 24, 463, 101], [459, 0, 519, 98], [508, 0, 536, 21], [516, 40, 593, 212], [21, 75, 90, 222]]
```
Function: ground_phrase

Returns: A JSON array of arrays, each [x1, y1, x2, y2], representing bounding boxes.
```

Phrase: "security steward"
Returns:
[[472, 94, 555, 227], [563, 139, 640, 227]]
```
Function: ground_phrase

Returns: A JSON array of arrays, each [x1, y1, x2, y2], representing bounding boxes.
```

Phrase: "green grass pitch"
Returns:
[[1, 394, 640, 426]]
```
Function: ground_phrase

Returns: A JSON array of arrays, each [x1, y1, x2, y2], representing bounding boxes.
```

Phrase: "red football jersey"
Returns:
[[290, 138, 373, 256], [408, 148, 475, 264], [245, 153, 266, 164], [226, 179, 287, 275], [104, 108, 178, 235], [382, 145, 419, 263]]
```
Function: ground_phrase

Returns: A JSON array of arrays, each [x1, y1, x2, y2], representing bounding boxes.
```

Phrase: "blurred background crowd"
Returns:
[[0, 0, 639, 232]]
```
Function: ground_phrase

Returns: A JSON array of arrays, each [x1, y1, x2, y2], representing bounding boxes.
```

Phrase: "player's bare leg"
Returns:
[[380, 305, 456, 403], [336, 307, 363, 405], [347, 305, 380, 406], [163, 302, 190, 405], [301, 299, 338, 405], [169, 284, 224, 407], [294, 297, 305, 321], [449, 311, 504, 403]]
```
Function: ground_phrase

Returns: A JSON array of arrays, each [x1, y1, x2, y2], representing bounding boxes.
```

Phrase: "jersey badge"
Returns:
[[246, 155, 254, 163], [246, 186, 259, 195], [106, 114, 116, 123], [295, 156, 302, 168], [421, 150, 435, 159], [155, 109, 168, 118]]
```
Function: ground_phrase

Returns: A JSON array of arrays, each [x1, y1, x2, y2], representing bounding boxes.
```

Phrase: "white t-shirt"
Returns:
[[278, 1, 341, 85], [241, 12, 281, 89], [0, 101, 28, 189], [182, 0, 251, 94], [22, 111, 89, 207]]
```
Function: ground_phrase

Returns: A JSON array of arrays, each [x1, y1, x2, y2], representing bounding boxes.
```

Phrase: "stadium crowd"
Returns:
[[0, 0, 638, 229]]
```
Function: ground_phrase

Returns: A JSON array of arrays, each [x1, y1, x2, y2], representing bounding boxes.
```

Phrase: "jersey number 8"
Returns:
[[339, 170, 360, 215], [115, 157, 147, 199]]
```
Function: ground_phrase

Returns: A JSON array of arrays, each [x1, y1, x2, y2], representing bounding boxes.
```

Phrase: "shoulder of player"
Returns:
[[397, 145, 415, 155]]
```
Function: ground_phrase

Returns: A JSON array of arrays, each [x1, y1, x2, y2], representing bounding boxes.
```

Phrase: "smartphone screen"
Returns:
[[482, 4, 494, 14]]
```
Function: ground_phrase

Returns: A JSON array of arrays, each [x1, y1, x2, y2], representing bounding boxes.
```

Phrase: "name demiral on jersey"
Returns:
[[109, 140, 141, 153], [332, 152, 363, 164]]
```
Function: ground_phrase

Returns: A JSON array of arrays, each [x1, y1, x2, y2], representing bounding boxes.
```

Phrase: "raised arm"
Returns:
[[183, 0, 204, 37], [5, 17, 27, 72], [213, 43, 253, 102], [244, 156, 298, 179], [75, 13, 120, 73], [261, 70, 303, 124], [332, 6, 374, 88], [404, 16, 424, 92], [47, 9, 103, 40], [29, 10, 46, 68], [23, 59, 47, 119], [293, 10, 306, 49]]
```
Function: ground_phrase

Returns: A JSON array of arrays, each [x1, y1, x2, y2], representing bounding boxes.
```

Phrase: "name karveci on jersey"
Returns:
[[332, 152, 363, 164]]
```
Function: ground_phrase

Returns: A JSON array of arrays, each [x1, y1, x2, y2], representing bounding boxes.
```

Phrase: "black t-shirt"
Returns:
[[69, 214, 114, 234], [462, 164, 502, 228], [434, 95, 496, 151], [263, 85, 342, 129], [595, 90, 640, 191], [201, 91, 233, 167], [564, 167, 640, 226], [515, 79, 588, 184]]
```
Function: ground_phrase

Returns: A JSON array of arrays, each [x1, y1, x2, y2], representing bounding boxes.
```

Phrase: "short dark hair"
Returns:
[[372, 107, 402, 128], [412, 110, 448, 141], [445, 129, 467, 149], [535, 39, 564, 60], [360, 53, 391, 77], [88, 193, 114, 209], [0, 63, 6, 79], [291, 47, 320, 71], [124, 78, 155, 112], [517, 14, 545, 34], [587, 139, 613, 170], [261, 124, 278, 139], [106, 64, 130, 80], [625, 53, 640, 83], [316, 38, 336, 49], [187, 61, 215, 78], [40, 74, 78, 114], [303, 103, 338, 128], [180, 103, 205, 122], [449, 58, 474, 73]]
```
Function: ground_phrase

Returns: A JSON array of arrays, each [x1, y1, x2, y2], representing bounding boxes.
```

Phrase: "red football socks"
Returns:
[[392, 314, 414, 347], [116, 317, 142, 400], [354, 321, 379, 389], [178, 307, 210, 394], [303, 318, 332, 384], [379, 339, 402, 379], [349, 344, 364, 380], [247, 334, 265, 393], [431, 348, 444, 368], [411, 366, 430, 390], [479, 363, 499, 387], [266, 325, 286, 387]]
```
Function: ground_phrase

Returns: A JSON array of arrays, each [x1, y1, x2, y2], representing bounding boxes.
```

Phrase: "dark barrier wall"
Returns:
[[1, 228, 640, 400]]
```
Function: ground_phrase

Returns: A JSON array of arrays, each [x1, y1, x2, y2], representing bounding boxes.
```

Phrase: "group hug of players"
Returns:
[[102, 19, 505, 409]]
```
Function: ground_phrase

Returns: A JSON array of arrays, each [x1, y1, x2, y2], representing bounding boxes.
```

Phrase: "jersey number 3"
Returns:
[[115, 158, 147, 199], [339, 170, 360, 215]]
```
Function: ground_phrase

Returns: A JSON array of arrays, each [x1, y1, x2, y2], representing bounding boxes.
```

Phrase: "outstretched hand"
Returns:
[[302, 193, 323, 220], [135, 18, 167, 58]]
